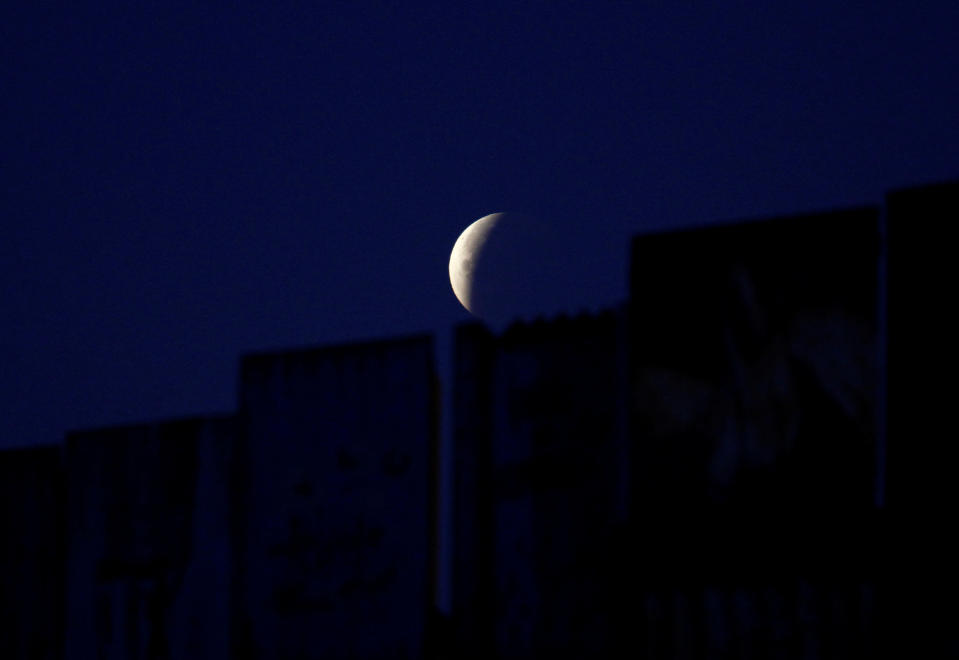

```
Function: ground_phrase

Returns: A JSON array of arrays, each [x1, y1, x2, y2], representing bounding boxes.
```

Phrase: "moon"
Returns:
[[449, 212, 505, 316], [449, 212, 568, 327]]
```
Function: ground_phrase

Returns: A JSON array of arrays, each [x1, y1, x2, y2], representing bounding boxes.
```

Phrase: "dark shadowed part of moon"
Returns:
[[450, 212, 575, 328]]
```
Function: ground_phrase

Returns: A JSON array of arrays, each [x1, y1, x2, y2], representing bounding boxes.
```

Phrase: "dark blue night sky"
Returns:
[[3, 1, 958, 449]]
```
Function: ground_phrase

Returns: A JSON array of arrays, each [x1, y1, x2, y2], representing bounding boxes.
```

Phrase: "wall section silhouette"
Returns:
[[64, 417, 234, 660], [234, 335, 438, 660], [0, 446, 65, 660]]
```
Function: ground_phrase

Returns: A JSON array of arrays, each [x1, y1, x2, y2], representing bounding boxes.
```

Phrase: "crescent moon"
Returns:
[[449, 213, 504, 315]]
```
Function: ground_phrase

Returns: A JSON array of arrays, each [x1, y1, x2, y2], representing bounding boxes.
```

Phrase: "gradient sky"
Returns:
[[3, 2, 959, 449]]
